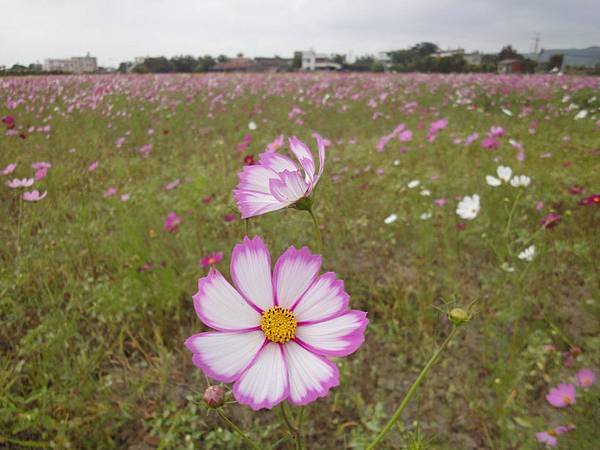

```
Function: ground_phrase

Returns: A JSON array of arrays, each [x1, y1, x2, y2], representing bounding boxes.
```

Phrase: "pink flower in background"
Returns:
[[103, 187, 117, 198], [266, 134, 285, 152], [2, 163, 16, 175], [31, 161, 51, 170], [35, 167, 48, 181], [233, 135, 326, 219], [434, 198, 448, 207], [399, 130, 413, 142], [427, 118, 448, 142], [535, 426, 573, 447], [568, 185, 584, 195], [23, 190, 47, 202], [147, 128, 154, 136], [464, 132, 479, 146], [88, 161, 99, 172], [224, 213, 237, 222], [164, 212, 182, 232], [120, 193, 130, 202], [200, 252, 223, 268], [575, 368, 596, 388], [2, 115, 15, 129], [185, 236, 367, 410], [481, 136, 499, 150], [536, 201, 545, 210], [579, 194, 600, 206], [488, 126, 505, 138], [7, 178, 34, 188], [546, 383, 576, 408], [164, 179, 180, 191], [139, 144, 152, 157], [541, 212, 561, 229], [115, 137, 125, 148]]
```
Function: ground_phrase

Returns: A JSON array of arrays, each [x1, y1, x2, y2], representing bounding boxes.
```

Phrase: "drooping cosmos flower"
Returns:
[[233, 135, 325, 219], [164, 212, 182, 233], [486, 165, 512, 186], [546, 383, 576, 408], [200, 252, 223, 268], [456, 195, 480, 220], [6, 178, 34, 188], [518, 245, 535, 262], [510, 175, 531, 187], [575, 368, 596, 388], [23, 190, 47, 202], [185, 236, 367, 410]]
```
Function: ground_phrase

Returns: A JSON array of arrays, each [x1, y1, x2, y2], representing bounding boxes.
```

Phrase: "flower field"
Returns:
[[1, 73, 599, 449]]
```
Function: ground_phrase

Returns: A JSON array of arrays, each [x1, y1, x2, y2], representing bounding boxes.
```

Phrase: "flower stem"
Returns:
[[216, 408, 260, 450], [280, 402, 303, 450], [307, 208, 323, 254], [16, 195, 23, 257], [504, 190, 523, 255], [366, 327, 459, 450]]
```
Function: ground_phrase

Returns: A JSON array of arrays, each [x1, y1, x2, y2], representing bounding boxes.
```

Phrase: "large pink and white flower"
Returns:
[[233, 135, 326, 219], [185, 236, 367, 410]]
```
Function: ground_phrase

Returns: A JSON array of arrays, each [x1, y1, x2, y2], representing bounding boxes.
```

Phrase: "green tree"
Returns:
[[498, 45, 520, 61], [547, 53, 564, 71]]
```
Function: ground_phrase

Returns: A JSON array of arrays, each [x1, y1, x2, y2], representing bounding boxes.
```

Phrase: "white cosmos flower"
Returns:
[[384, 213, 398, 224], [486, 165, 512, 187], [420, 189, 431, 196], [407, 179, 420, 189], [510, 175, 531, 187], [393, 159, 400, 166], [574, 110, 588, 120], [248, 121, 257, 130], [420, 212, 432, 220], [518, 245, 535, 261], [456, 194, 480, 220], [502, 108, 513, 116]]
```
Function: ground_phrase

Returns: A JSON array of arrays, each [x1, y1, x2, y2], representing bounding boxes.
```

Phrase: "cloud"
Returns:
[[0, 0, 598, 67]]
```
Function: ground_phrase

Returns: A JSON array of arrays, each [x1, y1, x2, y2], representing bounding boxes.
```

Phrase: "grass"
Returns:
[[1, 72, 599, 449]]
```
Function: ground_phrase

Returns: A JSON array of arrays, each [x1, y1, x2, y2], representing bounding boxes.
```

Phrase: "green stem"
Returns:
[[307, 208, 323, 254], [366, 327, 459, 450], [280, 402, 303, 450], [216, 409, 260, 450], [16, 195, 23, 257], [244, 218, 249, 237], [504, 190, 523, 255]]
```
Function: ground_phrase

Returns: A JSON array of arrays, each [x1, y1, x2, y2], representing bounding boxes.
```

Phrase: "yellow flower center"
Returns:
[[260, 306, 297, 344], [562, 395, 571, 404]]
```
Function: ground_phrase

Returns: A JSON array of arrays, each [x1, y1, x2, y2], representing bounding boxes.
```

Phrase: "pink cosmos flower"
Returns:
[[103, 187, 117, 198], [488, 126, 505, 138], [481, 137, 499, 150], [224, 213, 237, 222], [434, 198, 448, 207], [575, 368, 596, 388], [185, 236, 367, 410], [31, 161, 51, 170], [541, 212, 561, 229], [546, 383, 576, 408], [120, 193, 130, 202], [34, 167, 48, 181], [139, 144, 152, 157], [23, 190, 47, 202], [88, 161, 99, 172], [399, 130, 413, 142], [464, 132, 479, 146], [200, 252, 223, 268], [536, 425, 574, 447], [2, 163, 16, 175], [164, 212, 182, 232], [6, 178, 34, 188], [233, 135, 326, 219], [2, 115, 15, 129], [164, 179, 180, 191], [579, 194, 600, 206]]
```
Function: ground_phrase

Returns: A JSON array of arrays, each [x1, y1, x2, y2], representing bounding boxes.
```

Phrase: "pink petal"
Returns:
[[259, 150, 298, 173], [288, 137, 316, 182], [269, 170, 308, 203], [233, 342, 289, 410], [285, 340, 339, 405], [193, 269, 261, 331], [292, 272, 349, 322], [233, 189, 286, 219], [296, 310, 367, 357], [313, 133, 326, 187], [185, 331, 265, 382], [230, 236, 274, 311], [236, 164, 280, 194], [273, 246, 321, 309]]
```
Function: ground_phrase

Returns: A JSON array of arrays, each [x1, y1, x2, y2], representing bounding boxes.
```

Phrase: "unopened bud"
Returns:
[[203, 385, 225, 408], [449, 308, 469, 325]]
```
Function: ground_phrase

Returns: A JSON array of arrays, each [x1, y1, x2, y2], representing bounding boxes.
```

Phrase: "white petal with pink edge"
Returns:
[[236, 165, 280, 194], [259, 150, 299, 173], [233, 189, 286, 219], [185, 331, 265, 383], [193, 269, 261, 331], [295, 310, 368, 357], [313, 133, 326, 187], [233, 342, 289, 410], [285, 340, 339, 405], [292, 272, 349, 322], [230, 236, 274, 311], [288, 136, 316, 183], [269, 170, 308, 203], [273, 246, 321, 309]]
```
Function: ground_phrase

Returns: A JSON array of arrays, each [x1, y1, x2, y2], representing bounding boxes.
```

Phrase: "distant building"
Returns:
[[432, 48, 465, 58], [211, 57, 258, 72], [464, 52, 482, 66], [43, 53, 97, 73], [300, 50, 341, 71], [498, 59, 523, 74]]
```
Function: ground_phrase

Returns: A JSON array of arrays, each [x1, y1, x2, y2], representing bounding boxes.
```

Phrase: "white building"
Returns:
[[300, 50, 341, 71], [43, 53, 97, 73]]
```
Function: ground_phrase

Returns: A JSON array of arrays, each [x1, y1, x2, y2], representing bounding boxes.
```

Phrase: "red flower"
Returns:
[[580, 194, 600, 206], [244, 154, 255, 165]]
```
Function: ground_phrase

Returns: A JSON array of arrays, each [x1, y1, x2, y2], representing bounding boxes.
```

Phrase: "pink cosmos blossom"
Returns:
[[88, 161, 99, 172], [546, 383, 576, 408], [399, 130, 413, 142], [434, 198, 448, 207], [200, 252, 223, 267], [139, 144, 152, 157], [23, 190, 47, 202], [536, 424, 574, 447], [164, 179, 180, 191], [115, 137, 125, 148], [575, 368, 596, 388], [464, 133, 479, 146], [31, 161, 51, 170], [224, 213, 237, 222], [164, 212, 182, 232], [2, 163, 16, 175], [2, 115, 15, 129], [541, 212, 561, 229], [481, 136, 499, 150], [185, 236, 367, 410], [233, 135, 326, 219], [6, 178, 34, 188], [579, 194, 600, 206], [120, 193, 130, 202], [103, 187, 117, 198], [34, 167, 48, 181], [536, 201, 545, 210], [266, 134, 285, 152], [488, 126, 505, 138]]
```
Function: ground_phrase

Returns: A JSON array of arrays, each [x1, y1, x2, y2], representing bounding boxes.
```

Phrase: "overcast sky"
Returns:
[[1, 0, 599, 67]]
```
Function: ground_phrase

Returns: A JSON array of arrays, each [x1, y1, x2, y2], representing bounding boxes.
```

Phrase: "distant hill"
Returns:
[[525, 46, 600, 67]]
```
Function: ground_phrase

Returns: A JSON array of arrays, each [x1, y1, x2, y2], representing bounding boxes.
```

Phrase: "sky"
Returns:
[[1, 0, 599, 68]]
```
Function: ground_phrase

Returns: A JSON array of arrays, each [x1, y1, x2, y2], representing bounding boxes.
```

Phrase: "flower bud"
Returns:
[[449, 308, 470, 325], [203, 385, 225, 408]]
